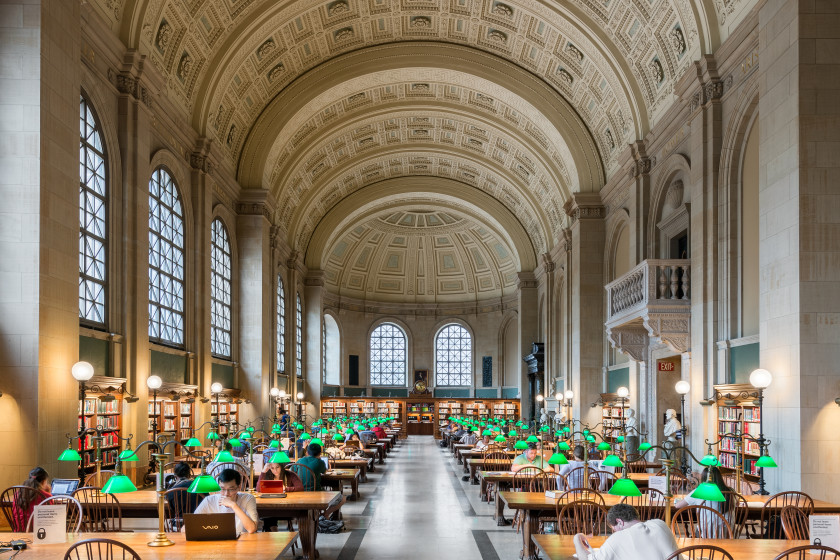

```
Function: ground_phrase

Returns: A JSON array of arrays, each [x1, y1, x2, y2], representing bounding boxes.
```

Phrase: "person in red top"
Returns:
[[372, 423, 387, 440], [12, 467, 51, 531]]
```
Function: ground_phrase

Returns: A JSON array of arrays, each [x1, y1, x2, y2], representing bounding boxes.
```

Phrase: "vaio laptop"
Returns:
[[259, 480, 286, 498], [51, 478, 79, 495], [183, 512, 239, 541]]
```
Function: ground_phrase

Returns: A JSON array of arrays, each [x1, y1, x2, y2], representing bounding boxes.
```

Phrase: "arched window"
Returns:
[[370, 323, 407, 386], [79, 95, 107, 326], [435, 324, 472, 386], [295, 293, 303, 377], [323, 314, 340, 385], [276, 275, 285, 373], [148, 167, 185, 346], [210, 218, 232, 358]]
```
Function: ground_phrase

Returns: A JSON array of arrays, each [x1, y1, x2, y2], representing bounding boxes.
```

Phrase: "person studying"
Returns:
[[192, 468, 258, 534]]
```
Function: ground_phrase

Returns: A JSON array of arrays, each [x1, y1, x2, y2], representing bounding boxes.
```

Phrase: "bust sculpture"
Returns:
[[624, 408, 637, 433], [664, 408, 682, 441], [539, 407, 548, 425]]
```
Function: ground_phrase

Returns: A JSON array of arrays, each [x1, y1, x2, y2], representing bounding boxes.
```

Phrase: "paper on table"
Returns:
[[253, 453, 264, 473], [32, 504, 67, 544], [810, 515, 840, 550], [648, 475, 667, 500]]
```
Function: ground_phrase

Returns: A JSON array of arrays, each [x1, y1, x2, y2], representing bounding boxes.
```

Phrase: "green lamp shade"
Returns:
[[228, 437, 241, 447], [295, 423, 304, 430], [311, 438, 324, 446], [558, 441, 571, 451], [756, 455, 778, 468], [602, 454, 624, 468], [548, 453, 569, 465], [269, 451, 292, 464], [563, 426, 571, 433], [609, 478, 642, 497], [638, 442, 652, 451], [508, 430, 517, 437], [691, 482, 726, 502], [188, 474, 221, 494], [583, 429, 590, 435], [334, 435, 345, 442], [597, 442, 611, 451], [586, 435, 596, 443], [526, 435, 539, 443], [300, 433, 311, 441], [102, 474, 137, 494], [482, 429, 492, 436], [247, 426, 255, 433], [617, 436, 625, 443], [118, 449, 138, 462], [185, 437, 201, 447], [700, 454, 719, 466], [494, 435, 507, 443], [215, 450, 235, 463], [269, 440, 280, 449], [540, 425, 550, 432], [207, 431, 220, 441], [514, 440, 528, 450], [58, 448, 82, 462], [271, 423, 281, 432], [554, 431, 564, 438], [240, 431, 252, 440]]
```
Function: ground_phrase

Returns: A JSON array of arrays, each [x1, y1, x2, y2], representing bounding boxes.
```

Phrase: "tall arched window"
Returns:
[[323, 315, 340, 385], [148, 167, 185, 346], [210, 218, 232, 358], [435, 324, 472, 386], [370, 323, 407, 386], [276, 276, 285, 373], [295, 293, 303, 377], [79, 95, 107, 326]]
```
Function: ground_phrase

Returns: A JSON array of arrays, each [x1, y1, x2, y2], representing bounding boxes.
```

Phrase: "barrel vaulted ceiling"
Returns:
[[95, 0, 754, 301]]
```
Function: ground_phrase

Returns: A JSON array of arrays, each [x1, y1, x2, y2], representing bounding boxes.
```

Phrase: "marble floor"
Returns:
[[127, 436, 524, 559]]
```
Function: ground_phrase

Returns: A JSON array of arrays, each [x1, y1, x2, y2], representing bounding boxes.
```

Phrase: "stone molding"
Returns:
[[628, 156, 656, 179], [689, 75, 734, 112], [563, 193, 605, 224], [111, 70, 152, 108], [321, 291, 518, 316], [190, 152, 213, 175]]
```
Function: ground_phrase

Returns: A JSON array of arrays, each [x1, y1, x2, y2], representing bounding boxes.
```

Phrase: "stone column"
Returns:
[[304, 272, 325, 415], [0, 1, 82, 487], [757, 0, 840, 500], [236, 192, 274, 419], [540, 254, 557, 391], [518, 272, 539, 422], [564, 194, 606, 426]]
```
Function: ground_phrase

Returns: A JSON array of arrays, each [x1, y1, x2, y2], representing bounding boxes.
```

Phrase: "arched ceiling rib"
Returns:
[[111, 0, 726, 178]]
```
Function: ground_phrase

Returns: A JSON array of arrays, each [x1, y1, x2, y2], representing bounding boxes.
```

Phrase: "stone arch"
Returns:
[[648, 152, 691, 258]]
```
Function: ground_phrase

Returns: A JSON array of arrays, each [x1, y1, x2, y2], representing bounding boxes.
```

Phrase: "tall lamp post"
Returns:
[[270, 387, 280, 423], [563, 390, 574, 431], [211, 382, 224, 444], [616, 386, 629, 452], [296, 391, 305, 424], [749, 368, 773, 495], [675, 380, 691, 475], [147, 375, 163, 474], [71, 361, 95, 480]]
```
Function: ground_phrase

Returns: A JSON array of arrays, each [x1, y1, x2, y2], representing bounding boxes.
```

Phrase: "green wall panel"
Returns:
[[731, 343, 760, 384], [151, 350, 188, 384], [80, 336, 111, 377]]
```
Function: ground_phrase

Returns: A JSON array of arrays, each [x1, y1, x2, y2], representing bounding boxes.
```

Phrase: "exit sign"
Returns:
[[659, 362, 676, 372]]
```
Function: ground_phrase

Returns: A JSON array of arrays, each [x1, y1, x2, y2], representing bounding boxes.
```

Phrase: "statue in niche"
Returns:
[[539, 407, 548, 426], [663, 408, 683, 462], [624, 408, 639, 454], [553, 404, 566, 427]]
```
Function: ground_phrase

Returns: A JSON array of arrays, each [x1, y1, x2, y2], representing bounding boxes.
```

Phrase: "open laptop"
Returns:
[[258, 479, 286, 498], [183, 512, 239, 541], [51, 478, 79, 495]]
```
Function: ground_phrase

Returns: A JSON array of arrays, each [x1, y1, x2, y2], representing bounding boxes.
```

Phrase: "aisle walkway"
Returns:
[[313, 435, 522, 560]]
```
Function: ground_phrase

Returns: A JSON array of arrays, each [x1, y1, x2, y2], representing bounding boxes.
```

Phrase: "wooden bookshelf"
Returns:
[[600, 394, 629, 443], [77, 384, 124, 473], [713, 383, 762, 481]]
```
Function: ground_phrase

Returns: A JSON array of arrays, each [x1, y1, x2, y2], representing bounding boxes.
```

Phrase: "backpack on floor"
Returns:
[[317, 516, 345, 533]]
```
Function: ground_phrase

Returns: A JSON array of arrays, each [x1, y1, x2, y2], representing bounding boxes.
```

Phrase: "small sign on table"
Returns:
[[32, 504, 67, 544]]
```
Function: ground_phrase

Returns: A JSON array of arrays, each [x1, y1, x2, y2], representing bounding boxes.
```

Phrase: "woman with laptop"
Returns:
[[192, 468, 258, 534], [11, 467, 51, 531]]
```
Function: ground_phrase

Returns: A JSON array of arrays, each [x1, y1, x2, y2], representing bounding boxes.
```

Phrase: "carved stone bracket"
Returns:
[[644, 313, 691, 354], [629, 156, 656, 179], [304, 271, 325, 287], [236, 201, 273, 221], [606, 324, 650, 363], [563, 194, 605, 225], [112, 70, 152, 109], [689, 75, 734, 112], [190, 152, 213, 175]]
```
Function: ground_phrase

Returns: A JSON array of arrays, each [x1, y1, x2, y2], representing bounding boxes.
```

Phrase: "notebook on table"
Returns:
[[259, 479, 286, 498], [51, 478, 79, 495], [183, 512, 239, 541]]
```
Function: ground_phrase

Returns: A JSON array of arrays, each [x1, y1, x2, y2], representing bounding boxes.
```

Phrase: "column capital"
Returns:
[[517, 271, 538, 290], [236, 189, 275, 222], [563, 193, 605, 224], [304, 271, 325, 287]]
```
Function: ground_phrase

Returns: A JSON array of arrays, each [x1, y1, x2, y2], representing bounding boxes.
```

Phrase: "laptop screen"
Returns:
[[51, 478, 79, 495]]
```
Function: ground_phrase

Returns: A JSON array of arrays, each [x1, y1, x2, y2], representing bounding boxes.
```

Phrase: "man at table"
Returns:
[[297, 442, 329, 490], [557, 445, 587, 489], [511, 442, 553, 472], [372, 423, 388, 440], [573, 504, 677, 560], [193, 468, 258, 534], [459, 428, 478, 446]]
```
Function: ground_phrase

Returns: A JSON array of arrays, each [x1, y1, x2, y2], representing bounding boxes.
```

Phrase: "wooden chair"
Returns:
[[780, 505, 810, 540], [531, 472, 566, 493], [753, 491, 815, 539], [512, 466, 542, 491], [0, 485, 42, 531], [671, 504, 734, 539], [64, 538, 141, 560], [286, 463, 317, 491], [163, 487, 197, 532], [664, 545, 734, 560], [83, 470, 117, 489], [26, 495, 83, 533], [772, 545, 840, 560], [161, 461, 180, 489], [656, 469, 695, 494], [208, 462, 250, 491], [589, 469, 617, 492], [553, 488, 605, 507], [720, 491, 749, 538], [557, 500, 610, 536], [564, 466, 586, 490], [73, 487, 123, 532], [722, 472, 758, 495], [620, 488, 666, 521], [483, 451, 513, 502]]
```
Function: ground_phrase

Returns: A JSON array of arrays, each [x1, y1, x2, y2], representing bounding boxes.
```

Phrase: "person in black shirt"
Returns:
[[165, 461, 205, 528]]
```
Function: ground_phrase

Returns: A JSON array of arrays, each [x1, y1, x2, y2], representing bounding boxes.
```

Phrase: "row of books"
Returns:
[[80, 399, 120, 415], [78, 415, 119, 430], [82, 450, 117, 467], [718, 406, 760, 421]]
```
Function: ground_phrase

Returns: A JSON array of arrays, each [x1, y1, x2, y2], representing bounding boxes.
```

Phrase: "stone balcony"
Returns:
[[604, 259, 691, 361]]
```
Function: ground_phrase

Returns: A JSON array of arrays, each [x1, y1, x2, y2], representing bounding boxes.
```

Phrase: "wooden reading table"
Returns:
[[331, 457, 373, 481], [0, 531, 298, 559], [109, 489, 340, 560], [322, 468, 361, 500], [532, 535, 810, 560], [501, 491, 840, 560]]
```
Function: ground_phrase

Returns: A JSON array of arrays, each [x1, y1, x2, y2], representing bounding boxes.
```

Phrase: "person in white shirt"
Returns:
[[459, 429, 478, 446], [557, 445, 587, 489], [473, 435, 491, 452], [674, 466, 732, 538], [193, 468, 258, 534], [574, 504, 678, 560]]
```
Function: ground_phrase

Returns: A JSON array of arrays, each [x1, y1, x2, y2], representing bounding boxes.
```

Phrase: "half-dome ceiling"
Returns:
[[322, 207, 519, 303]]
